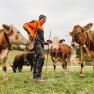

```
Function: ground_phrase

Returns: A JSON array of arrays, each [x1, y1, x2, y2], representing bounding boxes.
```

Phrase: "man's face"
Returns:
[[40, 18, 46, 25]]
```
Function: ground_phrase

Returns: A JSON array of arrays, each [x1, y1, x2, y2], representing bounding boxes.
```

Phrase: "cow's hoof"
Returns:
[[3, 77, 8, 81], [65, 72, 68, 75], [3, 74, 8, 81], [64, 71, 68, 75], [80, 74, 85, 78]]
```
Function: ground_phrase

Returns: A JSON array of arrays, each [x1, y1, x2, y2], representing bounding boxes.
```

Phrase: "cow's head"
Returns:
[[2, 24, 28, 46], [70, 25, 87, 46]]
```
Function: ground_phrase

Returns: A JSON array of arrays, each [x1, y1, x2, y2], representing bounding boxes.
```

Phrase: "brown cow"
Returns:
[[11, 42, 35, 73], [0, 24, 28, 80], [70, 24, 94, 77], [49, 39, 72, 72], [11, 52, 35, 73]]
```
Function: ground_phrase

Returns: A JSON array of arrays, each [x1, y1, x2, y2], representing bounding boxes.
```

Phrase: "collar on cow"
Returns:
[[4, 32, 12, 50], [85, 32, 91, 50]]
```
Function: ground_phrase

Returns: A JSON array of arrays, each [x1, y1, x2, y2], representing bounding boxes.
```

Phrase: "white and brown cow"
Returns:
[[48, 39, 72, 72], [70, 24, 94, 77], [0, 24, 28, 80]]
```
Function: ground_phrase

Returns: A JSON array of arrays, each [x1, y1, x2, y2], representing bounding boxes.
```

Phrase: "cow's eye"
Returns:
[[17, 32, 20, 33], [76, 32, 80, 36]]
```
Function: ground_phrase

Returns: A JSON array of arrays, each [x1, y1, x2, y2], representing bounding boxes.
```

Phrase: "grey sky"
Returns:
[[0, 0, 94, 44]]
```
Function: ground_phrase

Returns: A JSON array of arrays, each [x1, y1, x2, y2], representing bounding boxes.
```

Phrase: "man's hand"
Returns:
[[44, 42, 48, 45], [44, 40, 52, 45]]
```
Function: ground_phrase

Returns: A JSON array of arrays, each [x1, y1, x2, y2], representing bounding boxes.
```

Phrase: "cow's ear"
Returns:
[[2, 24, 10, 30], [2, 24, 14, 36], [69, 32, 72, 36], [83, 27, 88, 32], [2, 24, 10, 35], [47, 40, 52, 44]]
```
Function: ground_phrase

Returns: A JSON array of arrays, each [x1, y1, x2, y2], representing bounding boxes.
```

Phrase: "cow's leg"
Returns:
[[53, 62, 56, 71], [66, 57, 71, 72], [63, 60, 68, 74], [30, 63, 34, 71], [11, 61, 18, 73], [30, 65, 32, 71], [62, 61, 67, 70], [80, 61, 85, 77], [18, 65, 23, 72], [61, 58, 65, 69], [61, 57, 68, 74], [12, 66, 17, 73], [80, 49, 85, 77], [62, 62, 65, 69], [1, 48, 9, 80], [2, 60, 8, 80], [52, 57, 56, 71], [92, 59, 94, 73], [65, 60, 67, 70], [61, 56, 65, 69], [2, 56, 8, 80]]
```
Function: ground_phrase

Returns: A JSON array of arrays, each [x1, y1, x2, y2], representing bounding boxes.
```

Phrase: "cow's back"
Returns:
[[59, 43, 72, 58], [13, 52, 35, 65], [13, 53, 24, 65], [25, 52, 35, 62]]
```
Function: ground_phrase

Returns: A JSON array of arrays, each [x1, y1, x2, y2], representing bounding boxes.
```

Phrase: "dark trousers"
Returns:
[[33, 42, 44, 78]]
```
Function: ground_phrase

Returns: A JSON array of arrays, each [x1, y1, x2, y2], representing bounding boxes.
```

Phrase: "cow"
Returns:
[[70, 24, 94, 77], [11, 51, 35, 73], [0, 24, 28, 80], [49, 39, 72, 72]]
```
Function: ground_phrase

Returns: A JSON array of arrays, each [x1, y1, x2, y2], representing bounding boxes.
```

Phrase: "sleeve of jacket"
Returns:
[[23, 22, 33, 34], [37, 29, 45, 48], [40, 31, 45, 48], [23, 21, 38, 40]]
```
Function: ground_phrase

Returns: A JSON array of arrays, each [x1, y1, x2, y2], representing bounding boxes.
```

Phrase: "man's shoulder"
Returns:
[[29, 20, 37, 23]]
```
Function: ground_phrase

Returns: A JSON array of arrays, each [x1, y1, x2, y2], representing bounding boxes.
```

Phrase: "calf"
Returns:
[[49, 39, 72, 72], [11, 52, 35, 73]]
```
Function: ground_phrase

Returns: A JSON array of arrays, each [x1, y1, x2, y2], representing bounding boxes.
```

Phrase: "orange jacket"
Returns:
[[23, 20, 44, 40]]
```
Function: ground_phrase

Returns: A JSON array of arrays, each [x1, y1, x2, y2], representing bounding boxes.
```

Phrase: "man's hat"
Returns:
[[39, 15, 47, 20]]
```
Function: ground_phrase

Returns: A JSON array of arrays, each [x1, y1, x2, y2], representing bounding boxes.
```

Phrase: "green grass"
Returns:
[[0, 50, 94, 94], [0, 67, 94, 94]]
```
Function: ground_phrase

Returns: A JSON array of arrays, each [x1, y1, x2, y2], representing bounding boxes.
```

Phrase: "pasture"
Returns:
[[0, 50, 94, 94]]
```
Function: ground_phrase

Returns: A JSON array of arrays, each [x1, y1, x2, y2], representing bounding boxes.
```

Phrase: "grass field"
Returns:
[[0, 50, 94, 94], [0, 67, 94, 94]]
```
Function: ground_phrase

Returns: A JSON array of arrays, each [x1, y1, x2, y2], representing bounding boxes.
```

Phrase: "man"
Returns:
[[23, 15, 47, 81]]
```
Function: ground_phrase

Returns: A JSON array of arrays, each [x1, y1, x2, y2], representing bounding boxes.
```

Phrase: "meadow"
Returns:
[[0, 50, 94, 94]]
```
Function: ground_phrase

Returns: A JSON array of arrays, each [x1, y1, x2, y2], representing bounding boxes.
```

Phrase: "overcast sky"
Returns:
[[0, 0, 94, 44]]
